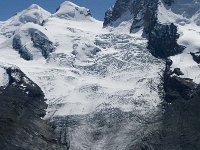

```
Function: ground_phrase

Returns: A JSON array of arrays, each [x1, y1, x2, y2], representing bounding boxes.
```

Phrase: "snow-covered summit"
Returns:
[[53, 1, 94, 21], [10, 3, 51, 25], [0, 4, 51, 37]]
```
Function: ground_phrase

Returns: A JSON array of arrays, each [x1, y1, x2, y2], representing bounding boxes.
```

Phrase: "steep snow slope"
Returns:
[[157, 0, 200, 83]]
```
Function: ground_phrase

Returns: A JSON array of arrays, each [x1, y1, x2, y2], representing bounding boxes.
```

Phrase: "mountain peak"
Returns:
[[60, 1, 77, 7], [54, 1, 93, 21], [27, 4, 41, 10], [0, 3, 51, 37], [14, 4, 51, 25]]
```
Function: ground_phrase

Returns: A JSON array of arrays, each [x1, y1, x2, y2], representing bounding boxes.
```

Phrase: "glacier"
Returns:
[[0, 0, 200, 150]]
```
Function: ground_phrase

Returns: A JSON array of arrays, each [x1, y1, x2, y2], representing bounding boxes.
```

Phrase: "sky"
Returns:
[[0, 0, 116, 21]]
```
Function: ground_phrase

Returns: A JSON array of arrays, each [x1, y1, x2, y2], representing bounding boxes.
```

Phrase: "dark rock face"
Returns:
[[164, 59, 196, 103], [30, 29, 55, 59], [165, 76, 197, 102], [103, 0, 157, 29], [139, 82, 200, 150], [147, 23, 185, 58], [172, 68, 184, 76], [104, 0, 185, 58], [156, 61, 200, 150], [103, 0, 132, 27], [190, 52, 200, 64], [13, 35, 33, 60], [135, 60, 200, 150], [0, 67, 67, 150], [141, 1, 185, 58]]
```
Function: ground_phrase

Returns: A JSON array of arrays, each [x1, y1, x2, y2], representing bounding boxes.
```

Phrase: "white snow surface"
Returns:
[[0, 67, 9, 87], [158, 0, 200, 83], [0, 2, 164, 118], [11, 22, 55, 60], [53, 1, 94, 21]]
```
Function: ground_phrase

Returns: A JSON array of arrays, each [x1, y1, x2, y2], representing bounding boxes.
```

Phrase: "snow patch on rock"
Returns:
[[0, 67, 9, 87], [0, 4, 51, 37], [158, 0, 200, 83]]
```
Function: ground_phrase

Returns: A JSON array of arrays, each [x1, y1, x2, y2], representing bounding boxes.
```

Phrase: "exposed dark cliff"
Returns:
[[125, 61, 200, 150], [151, 60, 200, 150], [0, 67, 67, 150], [104, 0, 185, 58]]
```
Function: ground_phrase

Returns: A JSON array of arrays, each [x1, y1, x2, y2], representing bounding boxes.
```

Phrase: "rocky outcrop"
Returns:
[[103, 0, 132, 27], [141, 1, 185, 58], [137, 82, 200, 150], [133, 59, 200, 150], [163, 59, 197, 102], [104, 0, 185, 58], [172, 68, 184, 76], [147, 23, 185, 58], [12, 25, 55, 60], [159, 60, 200, 150], [30, 29, 55, 59], [190, 52, 200, 64], [0, 66, 68, 150]]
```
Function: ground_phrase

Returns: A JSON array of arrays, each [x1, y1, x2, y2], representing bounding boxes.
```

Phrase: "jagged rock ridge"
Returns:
[[0, 66, 68, 150], [12, 24, 55, 60]]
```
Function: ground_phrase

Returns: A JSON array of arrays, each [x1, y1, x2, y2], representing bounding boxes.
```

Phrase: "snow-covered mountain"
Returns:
[[53, 1, 93, 21], [0, 0, 200, 150], [0, 4, 50, 38]]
